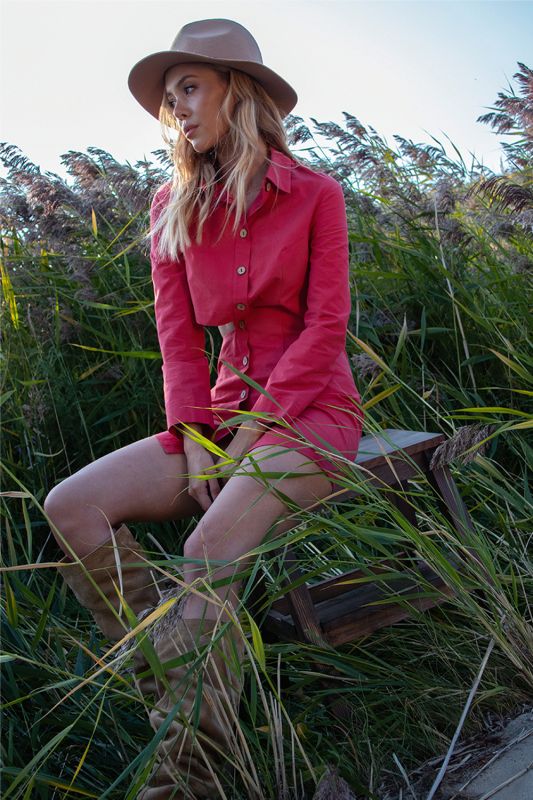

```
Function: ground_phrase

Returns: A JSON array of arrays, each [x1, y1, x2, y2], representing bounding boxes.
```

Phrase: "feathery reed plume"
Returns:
[[477, 61, 533, 135], [430, 424, 495, 470], [477, 62, 533, 169], [467, 175, 533, 213], [433, 178, 457, 214], [285, 114, 314, 145], [342, 111, 369, 139]]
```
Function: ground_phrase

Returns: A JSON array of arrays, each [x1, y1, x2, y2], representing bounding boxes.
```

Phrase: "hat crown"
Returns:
[[171, 19, 263, 65], [128, 17, 297, 120]]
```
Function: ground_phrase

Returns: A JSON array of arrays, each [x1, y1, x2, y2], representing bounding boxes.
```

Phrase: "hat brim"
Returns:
[[128, 50, 298, 120]]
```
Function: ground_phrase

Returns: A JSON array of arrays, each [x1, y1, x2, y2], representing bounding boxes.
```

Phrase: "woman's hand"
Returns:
[[213, 420, 265, 486], [183, 439, 223, 511], [181, 420, 266, 509]]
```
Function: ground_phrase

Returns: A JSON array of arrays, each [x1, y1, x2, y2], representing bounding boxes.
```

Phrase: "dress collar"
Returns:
[[265, 146, 294, 193], [209, 146, 294, 203]]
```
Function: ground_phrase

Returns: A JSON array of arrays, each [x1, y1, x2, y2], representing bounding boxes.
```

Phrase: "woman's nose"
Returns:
[[171, 99, 188, 121]]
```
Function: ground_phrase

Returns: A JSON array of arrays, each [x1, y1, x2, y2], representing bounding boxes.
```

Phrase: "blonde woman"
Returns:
[[48, 18, 363, 799]]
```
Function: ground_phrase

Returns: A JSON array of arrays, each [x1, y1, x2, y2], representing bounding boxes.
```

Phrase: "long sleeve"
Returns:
[[150, 185, 215, 433], [250, 178, 351, 422]]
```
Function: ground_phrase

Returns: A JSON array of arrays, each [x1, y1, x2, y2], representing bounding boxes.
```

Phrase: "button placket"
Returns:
[[233, 225, 251, 398]]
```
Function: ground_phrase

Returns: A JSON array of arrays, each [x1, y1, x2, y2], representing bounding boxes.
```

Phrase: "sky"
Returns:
[[1, 0, 532, 180]]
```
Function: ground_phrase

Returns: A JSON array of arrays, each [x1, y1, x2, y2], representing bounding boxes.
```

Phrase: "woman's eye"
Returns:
[[166, 85, 195, 107]]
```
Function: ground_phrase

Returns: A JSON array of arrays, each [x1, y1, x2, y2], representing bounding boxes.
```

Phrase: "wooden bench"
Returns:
[[252, 429, 477, 648]]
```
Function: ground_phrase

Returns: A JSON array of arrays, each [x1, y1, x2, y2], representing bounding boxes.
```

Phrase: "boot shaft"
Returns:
[[57, 524, 160, 641]]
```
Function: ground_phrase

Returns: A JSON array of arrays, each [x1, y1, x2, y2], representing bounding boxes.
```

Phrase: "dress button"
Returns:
[[236, 265, 246, 275], [240, 389, 247, 399], [266, 182, 271, 192], [242, 355, 249, 366], [240, 228, 247, 238], [236, 303, 246, 311], [238, 320, 246, 329]]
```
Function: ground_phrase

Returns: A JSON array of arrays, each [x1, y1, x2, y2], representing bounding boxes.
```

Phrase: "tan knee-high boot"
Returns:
[[135, 605, 246, 800], [56, 524, 160, 641], [57, 528, 245, 798]]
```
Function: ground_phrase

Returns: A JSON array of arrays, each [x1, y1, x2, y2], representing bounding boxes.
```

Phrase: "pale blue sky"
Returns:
[[1, 0, 531, 178]]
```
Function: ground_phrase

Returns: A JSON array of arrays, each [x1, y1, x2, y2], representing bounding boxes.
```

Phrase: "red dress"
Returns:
[[150, 147, 363, 489]]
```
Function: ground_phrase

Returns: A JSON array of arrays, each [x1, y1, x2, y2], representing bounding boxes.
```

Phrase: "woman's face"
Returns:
[[164, 62, 233, 153]]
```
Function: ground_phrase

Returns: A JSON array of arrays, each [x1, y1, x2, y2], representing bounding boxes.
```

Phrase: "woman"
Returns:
[[49, 18, 363, 799]]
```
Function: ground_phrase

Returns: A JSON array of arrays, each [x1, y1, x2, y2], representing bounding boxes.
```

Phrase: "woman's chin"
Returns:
[[190, 137, 214, 154], [190, 133, 228, 156]]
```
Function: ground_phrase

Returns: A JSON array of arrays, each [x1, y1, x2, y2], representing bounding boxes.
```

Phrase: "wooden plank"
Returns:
[[332, 459, 423, 502], [264, 561, 456, 644], [270, 557, 409, 613], [334, 433, 445, 502], [355, 456, 422, 487], [324, 590, 453, 647], [263, 579, 454, 646], [309, 562, 410, 605], [355, 430, 445, 467], [316, 563, 450, 625]]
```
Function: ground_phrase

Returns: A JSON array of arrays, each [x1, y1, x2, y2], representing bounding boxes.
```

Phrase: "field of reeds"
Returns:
[[1, 62, 532, 799]]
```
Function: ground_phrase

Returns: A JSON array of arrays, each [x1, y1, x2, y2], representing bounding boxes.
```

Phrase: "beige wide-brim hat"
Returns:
[[128, 18, 298, 120]]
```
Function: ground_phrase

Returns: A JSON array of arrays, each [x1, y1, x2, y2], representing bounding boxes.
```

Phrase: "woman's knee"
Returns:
[[182, 516, 244, 575], [181, 473, 293, 566], [182, 520, 212, 564], [181, 524, 249, 590], [44, 477, 84, 530], [43, 475, 112, 553]]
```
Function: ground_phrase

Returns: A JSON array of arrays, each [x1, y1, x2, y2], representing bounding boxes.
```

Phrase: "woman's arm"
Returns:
[[151, 187, 224, 510], [150, 185, 215, 435], [250, 177, 351, 422]]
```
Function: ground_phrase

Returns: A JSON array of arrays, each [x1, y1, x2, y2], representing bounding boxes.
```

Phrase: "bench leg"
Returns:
[[425, 462, 474, 538], [424, 459, 493, 583], [280, 547, 330, 647], [386, 480, 418, 528]]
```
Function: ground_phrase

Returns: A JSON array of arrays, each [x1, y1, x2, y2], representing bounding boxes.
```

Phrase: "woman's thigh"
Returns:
[[184, 444, 333, 566], [44, 435, 202, 552]]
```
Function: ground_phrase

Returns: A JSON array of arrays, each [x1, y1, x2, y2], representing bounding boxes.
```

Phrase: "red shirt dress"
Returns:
[[151, 147, 363, 489]]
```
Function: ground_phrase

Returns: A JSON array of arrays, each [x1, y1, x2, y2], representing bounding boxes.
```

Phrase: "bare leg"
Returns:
[[44, 435, 201, 559], [180, 445, 333, 621]]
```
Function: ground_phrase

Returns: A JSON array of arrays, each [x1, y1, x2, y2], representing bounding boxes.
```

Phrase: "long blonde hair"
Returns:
[[151, 65, 297, 259]]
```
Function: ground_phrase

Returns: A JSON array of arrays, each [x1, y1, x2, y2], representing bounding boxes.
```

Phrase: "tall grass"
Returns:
[[1, 63, 531, 798]]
